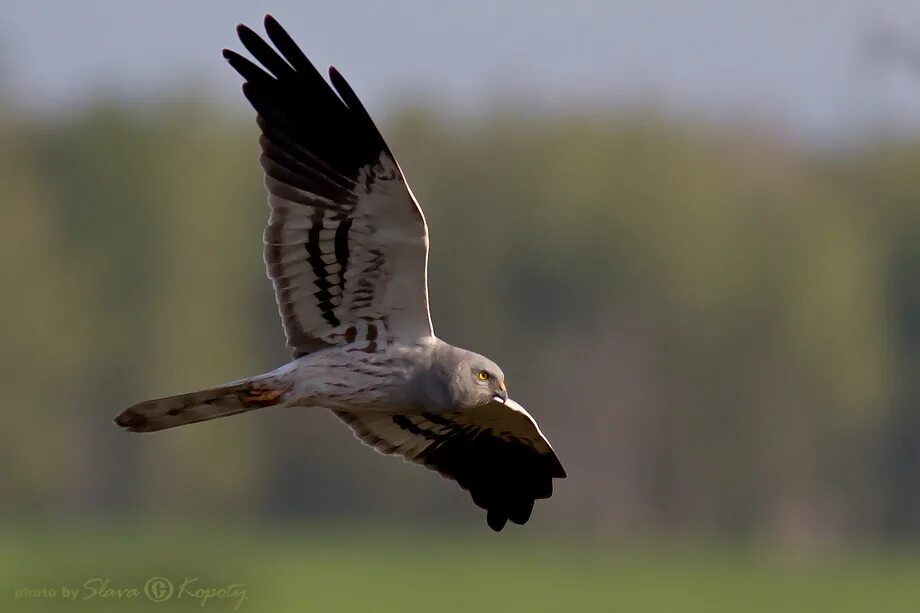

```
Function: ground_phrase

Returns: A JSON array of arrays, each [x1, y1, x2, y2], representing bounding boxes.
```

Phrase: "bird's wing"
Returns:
[[224, 16, 432, 357], [334, 398, 567, 531]]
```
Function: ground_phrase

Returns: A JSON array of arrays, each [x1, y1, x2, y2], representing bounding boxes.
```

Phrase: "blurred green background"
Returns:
[[4, 1, 920, 611]]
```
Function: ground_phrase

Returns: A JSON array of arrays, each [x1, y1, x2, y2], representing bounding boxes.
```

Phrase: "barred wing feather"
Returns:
[[224, 16, 433, 357]]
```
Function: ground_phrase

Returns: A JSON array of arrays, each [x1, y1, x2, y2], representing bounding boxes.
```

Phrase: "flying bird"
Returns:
[[114, 15, 566, 531]]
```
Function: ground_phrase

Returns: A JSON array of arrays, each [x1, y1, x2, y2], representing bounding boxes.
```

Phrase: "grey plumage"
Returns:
[[114, 15, 566, 531], [405, 343, 506, 411]]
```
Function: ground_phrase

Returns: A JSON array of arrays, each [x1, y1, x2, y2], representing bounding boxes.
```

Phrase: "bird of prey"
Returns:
[[114, 15, 566, 531]]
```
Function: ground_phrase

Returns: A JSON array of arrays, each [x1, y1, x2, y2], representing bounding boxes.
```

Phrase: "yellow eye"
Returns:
[[477, 371, 490, 381]]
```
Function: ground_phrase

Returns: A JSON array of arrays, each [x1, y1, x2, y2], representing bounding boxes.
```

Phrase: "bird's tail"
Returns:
[[114, 374, 294, 433]]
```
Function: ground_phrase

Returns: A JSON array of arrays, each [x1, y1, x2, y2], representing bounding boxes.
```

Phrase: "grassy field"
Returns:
[[3, 524, 920, 612]]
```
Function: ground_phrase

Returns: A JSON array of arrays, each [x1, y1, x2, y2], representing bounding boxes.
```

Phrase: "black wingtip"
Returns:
[[556, 463, 568, 479], [262, 15, 294, 58], [223, 14, 395, 181], [508, 499, 535, 525], [237, 23, 262, 49], [263, 15, 292, 48], [487, 510, 508, 532], [328, 66, 353, 100]]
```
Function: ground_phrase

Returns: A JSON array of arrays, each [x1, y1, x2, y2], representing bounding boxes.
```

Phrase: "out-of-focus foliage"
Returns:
[[1, 94, 918, 547]]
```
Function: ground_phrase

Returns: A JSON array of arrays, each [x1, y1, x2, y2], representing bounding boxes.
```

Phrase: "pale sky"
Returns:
[[4, 0, 920, 141]]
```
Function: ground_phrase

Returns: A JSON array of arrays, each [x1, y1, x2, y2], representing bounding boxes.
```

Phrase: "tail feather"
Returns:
[[114, 377, 293, 433]]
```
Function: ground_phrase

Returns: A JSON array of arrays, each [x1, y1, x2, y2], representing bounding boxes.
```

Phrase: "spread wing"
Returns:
[[334, 398, 567, 531], [224, 16, 432, 357]]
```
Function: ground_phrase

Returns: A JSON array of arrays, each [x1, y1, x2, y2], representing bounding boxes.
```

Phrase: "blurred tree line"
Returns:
[[1, 92, 918, 548]]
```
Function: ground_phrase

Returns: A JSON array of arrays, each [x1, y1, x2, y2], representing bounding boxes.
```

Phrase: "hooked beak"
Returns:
[[493, 381, 508, 404]]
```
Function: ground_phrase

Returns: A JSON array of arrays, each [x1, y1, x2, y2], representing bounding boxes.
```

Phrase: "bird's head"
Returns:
[[412, 344, 508, 411], [452, 350, 507, 408]]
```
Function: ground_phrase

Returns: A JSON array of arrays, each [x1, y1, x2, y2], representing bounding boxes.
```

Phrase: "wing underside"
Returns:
[[334, 399, 566, 531], [224, 16, 433, 357]]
